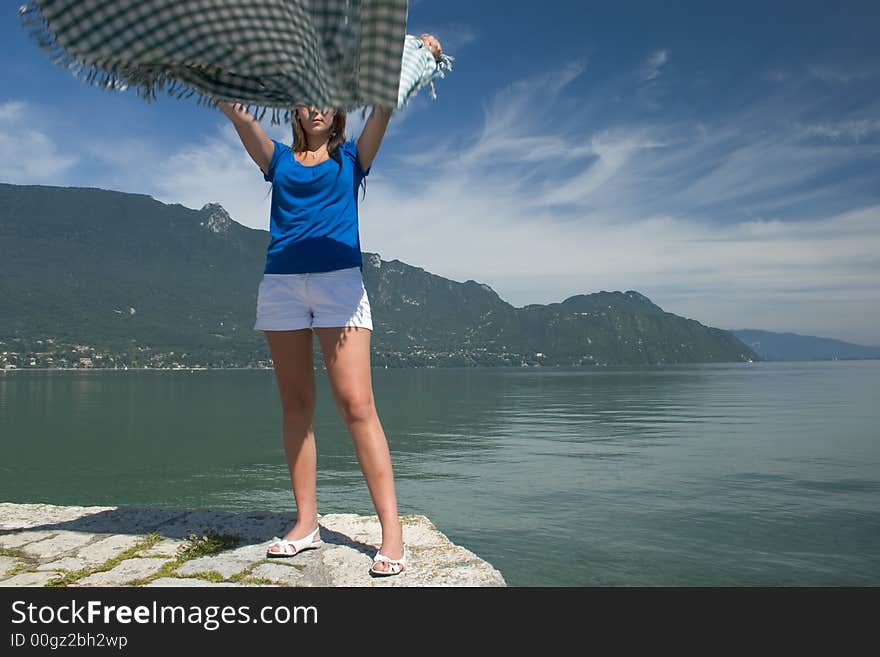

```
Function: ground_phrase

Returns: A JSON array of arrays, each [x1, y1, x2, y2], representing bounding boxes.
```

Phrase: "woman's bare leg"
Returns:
[[314, 326, 404, 572], [263, 329, 322, 551]]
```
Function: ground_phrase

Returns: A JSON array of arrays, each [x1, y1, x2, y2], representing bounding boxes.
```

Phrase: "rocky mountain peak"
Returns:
[[199, 203, 233, 234]]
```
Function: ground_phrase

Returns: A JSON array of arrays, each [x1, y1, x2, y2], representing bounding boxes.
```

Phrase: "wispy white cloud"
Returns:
[[0, 101, 27, 122], [0, 100, 78, 184], [399, 60, 588, 168], [527, 128, 665, 208], [765, 64, 879, 86], [806, 63, 880, 84], [763, 68, 791, 83], [796, 118, 880, 142], [640, 50, 669, 82], [151, 123, 274, 230], [809, 65, 854, 83]]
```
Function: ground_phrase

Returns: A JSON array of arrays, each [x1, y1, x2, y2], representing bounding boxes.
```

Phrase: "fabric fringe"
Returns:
[[17, 2, 376, 125], [428, 54, 455, 101], [400, 53, 455, 108]]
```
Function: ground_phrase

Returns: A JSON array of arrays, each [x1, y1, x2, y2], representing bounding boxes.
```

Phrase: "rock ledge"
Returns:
[[0, 502, 505, 587]]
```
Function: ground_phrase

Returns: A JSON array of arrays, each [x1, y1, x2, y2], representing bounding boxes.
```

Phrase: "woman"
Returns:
[[217, 100, 406, 577]]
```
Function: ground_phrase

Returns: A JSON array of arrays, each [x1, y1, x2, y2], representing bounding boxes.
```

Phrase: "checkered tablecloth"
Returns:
[[19, 0, 409, 124]]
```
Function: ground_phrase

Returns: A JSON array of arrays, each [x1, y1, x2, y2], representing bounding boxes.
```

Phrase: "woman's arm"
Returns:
[[217, 102, 274, 175], [356, 105, 394, 173]]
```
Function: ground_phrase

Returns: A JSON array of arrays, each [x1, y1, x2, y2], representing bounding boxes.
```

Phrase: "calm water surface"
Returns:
[[2, 360, 878, 586]]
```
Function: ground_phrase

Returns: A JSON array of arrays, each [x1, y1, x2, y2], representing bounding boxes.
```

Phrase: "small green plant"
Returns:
[[182, 570, 227, 583], [1, 546, 36, 577], [176, 530, 240, 560], [4, 562, 33, 578], [236, 576, 275, 586], [0, 546, 28, 559], [229, 562, 273, 585], [126, 529, 241, 586]]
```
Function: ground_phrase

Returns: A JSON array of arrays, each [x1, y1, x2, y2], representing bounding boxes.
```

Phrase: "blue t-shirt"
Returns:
[[261, 138, 370, 274]]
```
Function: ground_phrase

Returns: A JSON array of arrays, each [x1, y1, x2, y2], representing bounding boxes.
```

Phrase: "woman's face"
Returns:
[[297, 105, 336, 137]]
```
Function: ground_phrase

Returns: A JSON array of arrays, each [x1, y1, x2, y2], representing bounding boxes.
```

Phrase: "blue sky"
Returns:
[[2, 1, 879, 345]]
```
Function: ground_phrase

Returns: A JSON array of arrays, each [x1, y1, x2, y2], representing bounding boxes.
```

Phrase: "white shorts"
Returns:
[[254, 266, 373, 332]]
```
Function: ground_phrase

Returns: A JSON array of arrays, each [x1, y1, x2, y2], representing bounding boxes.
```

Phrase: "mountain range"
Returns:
[[1, 182, 873, 368], [731, 329, 880, 362]]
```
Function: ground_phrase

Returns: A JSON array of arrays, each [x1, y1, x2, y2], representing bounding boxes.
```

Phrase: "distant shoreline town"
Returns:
[[0, 337, 272, 371], [0, 336, 603, 371]]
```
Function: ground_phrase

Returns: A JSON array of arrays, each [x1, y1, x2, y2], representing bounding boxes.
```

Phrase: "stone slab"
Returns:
[[140, 538, 185, 558], [175, 542, 268, 579], [58, 506, 188, 535], [0, 571, 65, 587], [175, 555, 252, 579], [0, 530, 58, 549], [319, 513, 449, 549], [74, 534, 146, 565], [35, 557, 91, 572], [143, 578, 246, 587], [76, 558, 172, 586], [19, 531, 98, 559], [0, 503, 507, 587], [0, 503, 114, 530], [391, 544, 506, 587], [0, 555, 28, 576], [248, 562, 309, 587], [319, 545, 376, 587]]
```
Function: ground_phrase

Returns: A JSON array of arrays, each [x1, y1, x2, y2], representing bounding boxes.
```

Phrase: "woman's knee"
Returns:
[[337, 393, 375, 425], [278, 387, 316, 419]]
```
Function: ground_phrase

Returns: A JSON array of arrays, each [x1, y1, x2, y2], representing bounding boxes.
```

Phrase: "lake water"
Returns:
[[1, 360, 878, 586]]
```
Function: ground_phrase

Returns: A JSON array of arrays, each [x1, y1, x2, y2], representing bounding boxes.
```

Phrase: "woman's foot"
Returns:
[[266, 523, 322, 557], [371, 540, 405, 574]]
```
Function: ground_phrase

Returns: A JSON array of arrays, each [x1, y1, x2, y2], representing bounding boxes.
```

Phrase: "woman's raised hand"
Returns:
[[216, 101, 273, 174], [217, 101, 252, 123]]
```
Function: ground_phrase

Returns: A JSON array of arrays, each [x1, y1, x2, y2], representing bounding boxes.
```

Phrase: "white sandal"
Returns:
[[370, 546, 407, 577], [266, 526, 323, 558]]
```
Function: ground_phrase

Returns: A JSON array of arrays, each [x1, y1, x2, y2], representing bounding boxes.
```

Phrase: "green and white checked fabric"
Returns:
[[18, 0, 409, 124], [397, 34, 454, 109]]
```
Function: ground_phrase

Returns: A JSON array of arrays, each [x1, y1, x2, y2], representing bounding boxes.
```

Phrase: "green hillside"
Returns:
[[0, 183, 760, 368]]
